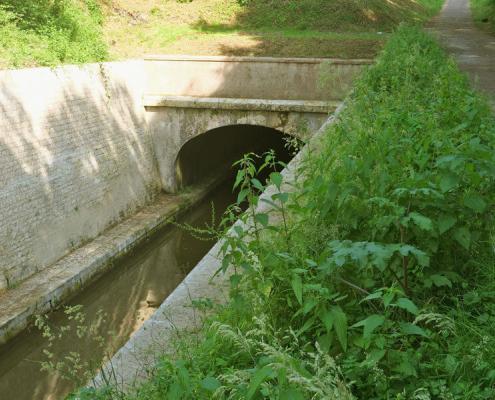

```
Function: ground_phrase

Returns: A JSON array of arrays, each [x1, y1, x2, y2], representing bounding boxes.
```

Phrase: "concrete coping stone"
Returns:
[[143, 95, 341, 113], [0, 175, 227, 346], [143, 55, 374, 65], [92, 102, 347, 392]]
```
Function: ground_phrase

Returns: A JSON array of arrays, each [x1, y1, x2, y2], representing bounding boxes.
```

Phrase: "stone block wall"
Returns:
[[0, 61, 160, 290]]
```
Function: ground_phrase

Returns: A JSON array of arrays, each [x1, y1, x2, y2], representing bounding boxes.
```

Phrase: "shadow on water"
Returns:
[[0, 124, 293, 400]]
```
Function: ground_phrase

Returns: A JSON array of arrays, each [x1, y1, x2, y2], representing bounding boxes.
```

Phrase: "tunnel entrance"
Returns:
[[175, 125, 295, 189]]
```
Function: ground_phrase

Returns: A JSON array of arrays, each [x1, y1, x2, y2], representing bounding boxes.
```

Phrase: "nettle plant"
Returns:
[[289, 27, 495, 397]]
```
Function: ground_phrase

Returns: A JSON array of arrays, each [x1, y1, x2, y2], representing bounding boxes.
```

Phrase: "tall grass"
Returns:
[[471, 0, 495, 31]]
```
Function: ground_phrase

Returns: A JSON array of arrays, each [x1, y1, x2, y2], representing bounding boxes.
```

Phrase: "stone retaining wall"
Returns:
[[0, 61, 160, 291]]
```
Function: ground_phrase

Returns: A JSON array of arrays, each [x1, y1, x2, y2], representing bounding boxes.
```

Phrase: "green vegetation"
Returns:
[[104, 0, 444, 60], [0, 0, 107, 68], [0, 0, 445, 68], [471, 0, 495, 32], [77, 26, 495, 400]]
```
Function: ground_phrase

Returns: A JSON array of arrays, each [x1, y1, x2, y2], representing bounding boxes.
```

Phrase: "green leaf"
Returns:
[[352, 314, 385, 337], [437, 214, 456, 234], [362, 349, 386, 366], [269, 172, 283, 189], [395, 298, 419, 315], [250, 178, 265, 191], [317, 333, 333, 353], [319, 309, 334, 332], [272, 192, 289, 203], [463, 193, 487, 213], [331, 306, 348, 351], [453, 226, 471, 249], [280, 388, 305, 400], [439, 172, 459, 193], [383, 291, 395, 308], [407, 212, 433, 231], [360, 290, 383, 303], [233, 169, 245, 189], [246, 366, 273, 400], [430, 274, 452, 288], [400, 323, 428, 337], [237, 188, 249, 204], [201, 377, 221, 392], [291, 275, 303, 305], [395, 359, 417, 377], [255, 213, 269, 227]]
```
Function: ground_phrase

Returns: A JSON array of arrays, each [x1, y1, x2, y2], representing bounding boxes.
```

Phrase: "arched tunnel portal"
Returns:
[[174, 124, 296, 190]]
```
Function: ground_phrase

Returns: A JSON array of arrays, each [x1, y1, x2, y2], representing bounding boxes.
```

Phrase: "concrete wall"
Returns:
[[0, 61, 161, 291], [144, 55, 371, 101], [0, 55, 369, 292], [146, 107, 327, 192]]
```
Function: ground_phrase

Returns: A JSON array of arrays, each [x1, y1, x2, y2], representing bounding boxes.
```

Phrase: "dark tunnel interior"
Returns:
[[174, 124, 296, 189]]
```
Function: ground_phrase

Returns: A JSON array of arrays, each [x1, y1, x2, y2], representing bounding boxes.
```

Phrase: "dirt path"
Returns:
[[427, 0, 495, 108]]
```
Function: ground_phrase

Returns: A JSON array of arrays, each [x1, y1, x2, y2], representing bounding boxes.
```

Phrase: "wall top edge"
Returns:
[[0, 59, 144, 75], [143, 54, 374, 65]]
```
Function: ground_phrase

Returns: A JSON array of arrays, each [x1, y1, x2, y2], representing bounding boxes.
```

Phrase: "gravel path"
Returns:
[[428, 0, 495, 108]]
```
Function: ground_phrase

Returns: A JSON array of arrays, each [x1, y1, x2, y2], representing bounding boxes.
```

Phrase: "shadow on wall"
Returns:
[[175, 124, 294, 189], [0, 62, 160, 291]]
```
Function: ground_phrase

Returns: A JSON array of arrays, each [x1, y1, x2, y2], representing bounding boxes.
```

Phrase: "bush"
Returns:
[[0, 0, 107, 68]]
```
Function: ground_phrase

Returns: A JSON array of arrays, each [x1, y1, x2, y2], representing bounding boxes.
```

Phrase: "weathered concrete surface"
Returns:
[[143, 56, 366, 193], [427, 0, 495, 108], [144, 56, 372, 101], [92, 104, 346, 392], [146, 104, 330, 193], [0, 175, 225, 346], [143, 95, 340, 114], [0, 56, 368, 293], [0, 61, 160, 291]]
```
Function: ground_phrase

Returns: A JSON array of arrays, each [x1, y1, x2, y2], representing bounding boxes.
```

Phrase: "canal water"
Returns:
[[0, 181, 236, 400]]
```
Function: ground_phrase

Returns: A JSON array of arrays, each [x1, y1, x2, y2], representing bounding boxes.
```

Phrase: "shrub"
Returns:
[[0, 0, 107, 68]]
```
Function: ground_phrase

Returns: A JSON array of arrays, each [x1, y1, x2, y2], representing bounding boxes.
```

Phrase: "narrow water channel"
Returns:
[[0, 181, 236, 400]]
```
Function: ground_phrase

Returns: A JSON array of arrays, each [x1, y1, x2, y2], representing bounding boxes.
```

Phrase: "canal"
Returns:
[[0, 182, 235, 400], [0, 124, 294, 400]]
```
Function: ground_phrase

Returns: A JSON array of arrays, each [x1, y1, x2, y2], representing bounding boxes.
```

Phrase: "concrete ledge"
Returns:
[[144, 55, 374, 65], [93, 103, 346, 391], [0, 175, 226, 346], [143, 95, 340, 113]]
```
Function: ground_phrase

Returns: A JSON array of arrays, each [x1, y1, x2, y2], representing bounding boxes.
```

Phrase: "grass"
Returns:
[[103, 0, 444, 60], [74, 25, 495, 400], [0, 0, 446, 68], [471, 0, 495, 32], [0, 0, 107, 69]]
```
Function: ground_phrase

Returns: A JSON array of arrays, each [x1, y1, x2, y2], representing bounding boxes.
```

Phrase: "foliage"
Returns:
[[471, 0, 495, 32], [0, 0, 107, 68], [100, 0, 443, 61], [35, 305, 112, 388], [76, 26, 495, 400]]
